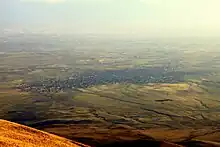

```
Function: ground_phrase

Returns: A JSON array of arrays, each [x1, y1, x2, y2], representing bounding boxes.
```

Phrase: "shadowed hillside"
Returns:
[[2, 120, 220, 147]]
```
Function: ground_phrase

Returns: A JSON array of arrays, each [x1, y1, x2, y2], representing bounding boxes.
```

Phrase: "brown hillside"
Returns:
[[0, 119, 89, 147]]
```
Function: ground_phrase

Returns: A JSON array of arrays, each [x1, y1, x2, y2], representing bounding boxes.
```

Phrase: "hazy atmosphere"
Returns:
[[1, 1, 220, 147], [1, 0, 220, 36]]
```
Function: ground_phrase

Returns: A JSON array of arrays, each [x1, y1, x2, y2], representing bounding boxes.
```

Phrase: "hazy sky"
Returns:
[[1, 0, 220, 36]]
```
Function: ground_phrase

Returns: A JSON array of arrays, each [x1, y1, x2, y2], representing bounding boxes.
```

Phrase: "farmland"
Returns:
[[1, 34, 220, 146]]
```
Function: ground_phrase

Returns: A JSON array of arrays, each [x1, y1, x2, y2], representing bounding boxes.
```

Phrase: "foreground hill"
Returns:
[[1, 120, 220, 147], [0, 119, 183, 147], [0, 119, 89, 147]]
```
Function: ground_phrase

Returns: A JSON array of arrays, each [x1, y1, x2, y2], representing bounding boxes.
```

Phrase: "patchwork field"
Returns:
[[1, 35, 220, 146]]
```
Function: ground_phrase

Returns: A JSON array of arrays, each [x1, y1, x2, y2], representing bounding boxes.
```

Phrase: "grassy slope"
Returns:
[[0, 119, 89, 147]]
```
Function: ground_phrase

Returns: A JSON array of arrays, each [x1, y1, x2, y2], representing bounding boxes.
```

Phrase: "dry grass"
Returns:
[[142, 83, 190, 94], [0, 120, 89, 147]]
